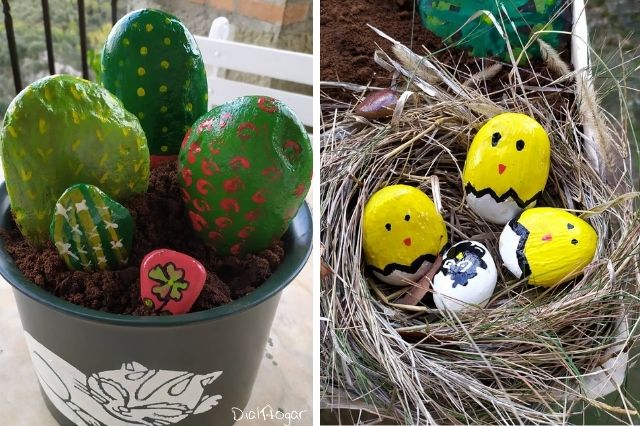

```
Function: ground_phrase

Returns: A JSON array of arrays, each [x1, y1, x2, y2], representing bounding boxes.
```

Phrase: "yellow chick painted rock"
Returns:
[[499, 207, 598, 287], [363, 185, 447, 286], [462, 113, 551, 224]]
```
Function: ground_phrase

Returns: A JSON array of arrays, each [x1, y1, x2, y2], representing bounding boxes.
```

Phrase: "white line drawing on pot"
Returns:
[[24, 332, 223, 425]]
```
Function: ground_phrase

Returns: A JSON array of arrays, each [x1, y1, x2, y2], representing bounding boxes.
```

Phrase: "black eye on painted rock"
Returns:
[[571, 238, 578, 245], [516, 139, 525, 151], [385, 223, 391, 231], [491, 132, 501, 147], [404, 214, 410, 221], [567, 223, 574, 229]]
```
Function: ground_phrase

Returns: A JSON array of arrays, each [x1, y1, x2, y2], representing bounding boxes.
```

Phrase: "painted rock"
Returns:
[[50, 184, 134, 271], [0, 75, 149, 247], [140, 249, 206, 315], [418, 0, 570, 60], [363, 185, 448, 286], [102, 9, 207, 164], [499, 207, 598, 287], [178, 96, 312, 256], [433, 240, 497, 312], [462, 112, 550, 224]]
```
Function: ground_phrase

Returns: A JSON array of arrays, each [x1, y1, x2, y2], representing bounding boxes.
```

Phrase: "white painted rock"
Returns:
[[433, 240, 497, 312]]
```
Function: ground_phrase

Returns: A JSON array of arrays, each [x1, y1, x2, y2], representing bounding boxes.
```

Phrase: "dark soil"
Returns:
[[0, 162, 284, 315]]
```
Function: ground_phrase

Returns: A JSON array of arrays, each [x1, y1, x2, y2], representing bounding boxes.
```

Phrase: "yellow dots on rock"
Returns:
[[185, 103, 193, 112], [7, 126, 17, 138], [204, 93, 208, 102], [122, 127, 130, 137], [96, 129, 105, 142], [160, 145, 169, 152], [140, 46, 148, 56], [164, 17, 171, 24], [44, 86, 52, 102], [159, 85, 168, 93], [70, 85, 82, 100], [145, 23, 154, 32], [163, 37, 171, 45], [160, 105, 168, 113], [137, 67, 146, 76], [72, 110, 81, 124], [123, 38, 130, 46], [162, 126, 168, 133], [160, 60, 170, 69], [72, 139, 81, 151], [137, 87, 146, 97], [38, 119, 47, 135]]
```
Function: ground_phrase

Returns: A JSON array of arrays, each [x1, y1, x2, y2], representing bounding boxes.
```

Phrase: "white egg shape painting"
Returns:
[[433, 240, 497, 312]]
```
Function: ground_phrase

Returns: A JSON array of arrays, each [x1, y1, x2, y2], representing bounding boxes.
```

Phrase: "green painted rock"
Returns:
[[50, 184, 134, 271], [102, 9, 208, 163], [0, 75, 149, 247], [418, 0, 570, 59], [178, 96, 312, 256]]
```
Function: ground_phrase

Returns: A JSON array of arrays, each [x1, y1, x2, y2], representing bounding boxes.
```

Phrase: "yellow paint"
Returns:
[[137, 67, 146, 76], [123, 38, 130, 46], [95, 129, 105, 142], [74, 163, 84, 176], [36, 148, 53, 159], [159, 85, 168, 93], [122, 127, 130, 137], [185, 102, 193, 112], [160, 145, 168, 152], [26, 190, 36, 200], [99, 152, 108, 166], [462, 113, 550, 203], [204, 93, 208, 101], [38, 119, 47, 134], [160, 105, 168, 113], [134, 159, 145, 172], [515, 207, 597, 287], [17, 148, 26, 158], [72, 139, 81, 151], [44, 87, 52, 101], [161, 126, 168, 133], [72, 110, 81, 124], [146, 23, 154, 32], [163, 37, 171, 45], [137, 87, 146, 97], [70, 85, 82, 100], [140, 46, 148, 56], [20, 168, 32, 182], [363, 185, 447, 273], [160, 60, 170, 69], [99, 172, 109, 184], [35, 210, 47, 220], [7, 126, 17, 138]]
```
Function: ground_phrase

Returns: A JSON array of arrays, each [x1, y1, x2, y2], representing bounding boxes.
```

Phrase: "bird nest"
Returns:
[[320, 33, 640, 424]]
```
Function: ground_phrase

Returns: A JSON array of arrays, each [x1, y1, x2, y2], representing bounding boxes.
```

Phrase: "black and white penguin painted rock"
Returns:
[[433, 240, 497, 312]]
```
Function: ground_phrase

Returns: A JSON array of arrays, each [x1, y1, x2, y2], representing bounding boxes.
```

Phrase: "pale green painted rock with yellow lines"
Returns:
[[50, 184, 133, 271], [0, 75, 149, 247]]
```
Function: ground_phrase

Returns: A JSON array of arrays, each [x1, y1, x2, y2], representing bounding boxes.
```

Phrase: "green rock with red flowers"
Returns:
[[102, 8, 207, 165], [178, 96, 312, 255]]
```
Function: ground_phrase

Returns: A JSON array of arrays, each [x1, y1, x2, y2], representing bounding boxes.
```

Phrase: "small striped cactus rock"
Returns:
[[50, 184, 134, 271]]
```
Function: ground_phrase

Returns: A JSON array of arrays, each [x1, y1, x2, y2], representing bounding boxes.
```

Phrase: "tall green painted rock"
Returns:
[[418, 0, 570, 59], [178, 96, 312, 256], [50, 184, 134, 271], [102, 9, 208, 164], [0, 75, 149, 247]]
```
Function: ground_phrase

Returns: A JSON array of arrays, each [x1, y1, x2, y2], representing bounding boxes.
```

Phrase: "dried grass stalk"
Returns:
[[320, 34, 640, 425]]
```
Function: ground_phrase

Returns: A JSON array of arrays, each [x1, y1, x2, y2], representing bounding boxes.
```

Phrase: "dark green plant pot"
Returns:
[[0, 183, 312, 426]]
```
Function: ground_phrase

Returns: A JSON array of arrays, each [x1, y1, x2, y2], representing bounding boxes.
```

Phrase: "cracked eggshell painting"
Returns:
[[362, 185, 447, 286], [462, 112, 550, 224], [433, 240, 497, 312], [499, 207, 598, 287]]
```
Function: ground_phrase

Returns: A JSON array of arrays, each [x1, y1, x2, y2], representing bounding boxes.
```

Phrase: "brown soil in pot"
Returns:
[[1, 161, 285, 315]]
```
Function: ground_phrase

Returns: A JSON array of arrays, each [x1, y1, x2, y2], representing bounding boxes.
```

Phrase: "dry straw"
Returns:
[[320, 25, 640, 425]]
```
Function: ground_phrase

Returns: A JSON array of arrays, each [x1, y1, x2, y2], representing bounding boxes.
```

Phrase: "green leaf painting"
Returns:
[[418, 0, 571, 59]]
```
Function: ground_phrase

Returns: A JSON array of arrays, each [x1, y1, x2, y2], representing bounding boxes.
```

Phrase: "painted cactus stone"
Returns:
[[0, 75, 149, 247], [102, 8, 207, 163], [418, 0, 570, 59], [362, 185, 448, 286], [499, 207, 598, 287], [50, 184, 134, 272], [178, 96, 312, 256], [140, 249, 206, 315], [433, 240, 497, 312], [462, 112, 550, 224]]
